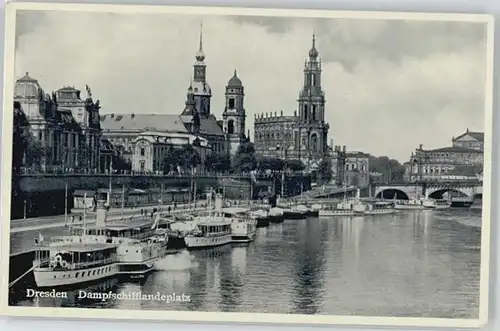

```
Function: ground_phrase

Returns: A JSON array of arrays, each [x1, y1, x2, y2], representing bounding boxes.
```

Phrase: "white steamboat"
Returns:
[[318, 201, 356, 217], [184, 192, 232, 250], [32, 238, 119, 288], [422, 198, 452, 209], [223, 207, 257, 243], [363, 201, 396, 215]]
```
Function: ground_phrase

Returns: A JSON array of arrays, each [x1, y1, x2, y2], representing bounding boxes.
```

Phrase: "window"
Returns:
[[312, 105, 317, 121], [140, 148, 145, 156], [304, 105, 308, 120], [227, 120, 235, 135], [311, 74, 316, 87], [228, 98, 235, 109]]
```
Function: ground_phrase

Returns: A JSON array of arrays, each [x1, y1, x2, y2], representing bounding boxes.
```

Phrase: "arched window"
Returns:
[[311, 74, 316, 87], [304, 105, 308, 120], [140, 148, 145, 156], [227, 120, 235, 135], [312, 105, 317, 121], [311, 133, 318, 152]]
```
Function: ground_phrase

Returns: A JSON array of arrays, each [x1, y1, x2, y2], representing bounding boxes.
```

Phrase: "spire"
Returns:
[[195, 22, 205, 62], [309, 33, 318, 59]]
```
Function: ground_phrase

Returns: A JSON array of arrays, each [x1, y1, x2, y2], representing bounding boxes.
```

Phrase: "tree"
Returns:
[[317, 158, 333, 184], [205, 153, 231, 173], [232, 141, 257, 173], [257, 157, 284, 171], [162, 144, 200, 173], [368, 155, 406, 182], [181, 144, 201, 169], [284, 159, 305, 172]]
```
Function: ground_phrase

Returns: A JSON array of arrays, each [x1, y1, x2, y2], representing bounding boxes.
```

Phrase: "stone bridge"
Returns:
[[372, 180, 483, 201]]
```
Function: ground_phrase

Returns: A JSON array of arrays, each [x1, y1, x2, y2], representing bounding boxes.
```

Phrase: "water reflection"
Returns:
[[11, 209, 481, 318]]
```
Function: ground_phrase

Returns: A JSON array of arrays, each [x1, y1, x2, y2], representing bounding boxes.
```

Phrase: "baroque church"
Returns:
[[254, 35, 330, 171], [100, 25, 247, 173]]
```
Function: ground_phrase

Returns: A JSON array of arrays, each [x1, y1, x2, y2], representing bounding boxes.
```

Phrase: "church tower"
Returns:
[[191, 24, 212, 118], [181, 81, 201, 135], [295, 34, 329, 162], [223, 69, 246, 155]]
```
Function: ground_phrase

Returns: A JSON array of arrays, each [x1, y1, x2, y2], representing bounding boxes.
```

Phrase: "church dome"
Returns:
[[14, 72, 43, 99], [227, 69, 242, 87], [309, 34, 319, 58]]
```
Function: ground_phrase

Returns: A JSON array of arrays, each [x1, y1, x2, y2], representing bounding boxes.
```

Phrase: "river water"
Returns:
[[10, 208, 482, 318]]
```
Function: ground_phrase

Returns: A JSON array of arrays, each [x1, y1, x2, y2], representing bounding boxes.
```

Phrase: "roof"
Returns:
[[100, 114, 188, 133], [44, 243, 117, 252], [447, 165, 483, 176], [199, 117, 224, 136], [427, 146, 483, 154], [74, 190, 96, 196], [227, 70, 243, 87], [453, 130, 484, 142]]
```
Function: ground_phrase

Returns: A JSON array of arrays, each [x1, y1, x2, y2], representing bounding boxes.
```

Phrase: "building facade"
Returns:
[[131, 131, 210, 173], [344, 151, 370, 187], [253, 35, 330, 171], [13, 72, 102, 173], [404, 131, 484, 182], [452, 129, 484, 151]]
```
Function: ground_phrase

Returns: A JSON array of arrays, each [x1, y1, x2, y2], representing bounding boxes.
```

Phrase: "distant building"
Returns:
[[179, 25, 243, 156], [344, 151, 370, 187], [100, 113, 189, 166], [131, 131, 210, 173], [452, 128, 484, 151], [13, 72, 102, 173], [100, 26, 250, 169], [404, 130, 484, 182], [254, 35, 330, 172]]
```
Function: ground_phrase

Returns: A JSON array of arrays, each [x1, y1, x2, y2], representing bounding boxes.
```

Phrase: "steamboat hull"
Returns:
[[231, 232, 256, 243], [283, 211, 307, 220], [267, 214, 284, 223], [364, 209, 396, 215], [319, 210, 355, 217], [256, 217, 270, 227], [33, 262, 119, 288], [306, 210, 319, 217], [184, 234, 232, 250]]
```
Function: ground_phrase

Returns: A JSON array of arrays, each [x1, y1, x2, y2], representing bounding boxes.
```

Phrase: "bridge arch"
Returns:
[[375, 189, 409, 200], [427, 188, 469, 199]]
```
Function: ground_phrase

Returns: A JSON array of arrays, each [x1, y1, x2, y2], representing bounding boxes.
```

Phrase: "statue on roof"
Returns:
[[51, 91, 57, 105], [85, 84, 92, 99]]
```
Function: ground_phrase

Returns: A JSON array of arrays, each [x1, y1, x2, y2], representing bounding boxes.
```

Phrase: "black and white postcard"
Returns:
[[0, 2, 494, 328]]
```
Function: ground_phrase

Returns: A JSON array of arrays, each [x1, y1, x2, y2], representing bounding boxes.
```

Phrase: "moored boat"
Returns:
[[32, 241, 119, 288], [422, 198, 452, 209], [184, 192, 233, 250], [363, 201, 396, 215], [249, 208, 270, 227], [283, 205, 308, 219], [318, 201, 355, 217], [394, 199, 424, 210], [268, 207, 284, 223]]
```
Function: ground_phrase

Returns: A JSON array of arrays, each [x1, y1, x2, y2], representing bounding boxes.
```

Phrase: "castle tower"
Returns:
[[295, 34, 329, 162], [191, 23, 212, 118], [223, 69, 246, 155]]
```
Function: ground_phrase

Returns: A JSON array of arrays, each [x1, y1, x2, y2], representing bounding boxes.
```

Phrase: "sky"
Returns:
[[14, 10, 489, 162]]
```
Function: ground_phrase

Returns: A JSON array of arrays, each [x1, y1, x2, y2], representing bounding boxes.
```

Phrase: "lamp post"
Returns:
[[276, 142, 292, 198]]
